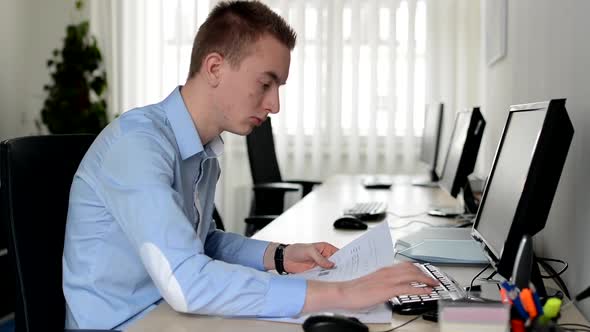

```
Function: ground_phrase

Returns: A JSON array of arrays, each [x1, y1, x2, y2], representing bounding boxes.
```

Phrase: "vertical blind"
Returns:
[[90, 0, 428, 232]]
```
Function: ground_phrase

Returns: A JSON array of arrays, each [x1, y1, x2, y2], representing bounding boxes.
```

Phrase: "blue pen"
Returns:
[[501, 281, 515, 292], [513, 296, 530, 320], [530, 284, 544, 316]]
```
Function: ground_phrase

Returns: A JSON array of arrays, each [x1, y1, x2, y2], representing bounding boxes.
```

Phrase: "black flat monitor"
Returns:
[[426, 107, 486, 218], [439, 108, 485, 198], [471, 99, 574, 296], [418, 103, 444, 182]]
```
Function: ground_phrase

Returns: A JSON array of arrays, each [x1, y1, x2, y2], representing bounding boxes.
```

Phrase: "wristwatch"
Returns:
[[274, 244, 289, 275]]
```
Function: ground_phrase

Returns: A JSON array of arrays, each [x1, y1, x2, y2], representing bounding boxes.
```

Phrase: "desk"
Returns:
[[126, 175, 588, 331]]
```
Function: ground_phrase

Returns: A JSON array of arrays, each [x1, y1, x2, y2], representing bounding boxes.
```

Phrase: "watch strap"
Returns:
[[274, 243, 289, 275]]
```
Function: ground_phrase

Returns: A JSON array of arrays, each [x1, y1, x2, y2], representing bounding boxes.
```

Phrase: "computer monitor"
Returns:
[[418, 103, 444, 182], [471, 99, 574, 296], [428, 108, 485, 217]]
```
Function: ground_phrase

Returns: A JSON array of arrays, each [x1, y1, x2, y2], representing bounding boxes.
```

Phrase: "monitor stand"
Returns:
[[427, 182, 479, 218], [462, 181, 479, 214], [496, 235, 548, 299], [412, 170, 439, 187]]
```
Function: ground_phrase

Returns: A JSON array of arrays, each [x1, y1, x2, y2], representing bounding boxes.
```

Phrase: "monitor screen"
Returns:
[[473, 110, 546, 260], [472, 99, 574, 282], [419, 103, 443, 173], [438, 108, 485, 197]]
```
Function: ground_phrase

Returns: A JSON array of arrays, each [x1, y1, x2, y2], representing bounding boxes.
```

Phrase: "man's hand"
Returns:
[[302, 262, 440, 313], [283, 242, 339, 273]]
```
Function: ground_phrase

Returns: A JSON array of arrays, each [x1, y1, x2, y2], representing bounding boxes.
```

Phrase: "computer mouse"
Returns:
[[333, 215, 368, 230], [303, 315, 369, 332]]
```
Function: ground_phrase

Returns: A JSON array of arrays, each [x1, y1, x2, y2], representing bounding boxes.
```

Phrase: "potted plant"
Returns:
[[39, 0, 108, 134]]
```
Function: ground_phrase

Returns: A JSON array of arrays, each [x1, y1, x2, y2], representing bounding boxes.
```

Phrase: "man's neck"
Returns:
[[179, 78, 221, 145]]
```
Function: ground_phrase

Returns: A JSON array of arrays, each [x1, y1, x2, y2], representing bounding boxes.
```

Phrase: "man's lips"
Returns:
[[250, 117, 264, 126]]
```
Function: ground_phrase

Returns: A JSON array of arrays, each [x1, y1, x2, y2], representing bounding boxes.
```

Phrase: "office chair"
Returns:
[[1, 199, 13, 319], [212, 206, 225, 231], [0, 134, 118, 332], [0, 135, 234, 331], [245, 118, 321, 234]]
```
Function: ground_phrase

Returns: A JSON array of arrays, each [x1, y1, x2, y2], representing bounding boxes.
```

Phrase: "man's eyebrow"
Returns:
[[263, 71, 285, 85]]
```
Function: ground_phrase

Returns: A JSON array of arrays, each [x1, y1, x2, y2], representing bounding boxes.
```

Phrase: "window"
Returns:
[[120, 0, 427, 139]]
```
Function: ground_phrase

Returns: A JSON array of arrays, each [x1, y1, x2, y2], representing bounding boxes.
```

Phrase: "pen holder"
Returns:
[[439, 300, 511, 332]]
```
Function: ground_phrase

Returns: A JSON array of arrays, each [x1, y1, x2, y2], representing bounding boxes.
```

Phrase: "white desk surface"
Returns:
[[125, 175, 588, 331]]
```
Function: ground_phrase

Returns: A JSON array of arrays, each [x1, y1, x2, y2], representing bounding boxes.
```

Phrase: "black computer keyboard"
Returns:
[[389, 263, 465, 315], [343, 201, 387, 220]]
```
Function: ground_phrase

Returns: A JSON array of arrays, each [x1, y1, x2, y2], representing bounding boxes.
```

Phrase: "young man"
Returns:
[[63, 1, 437, 329]]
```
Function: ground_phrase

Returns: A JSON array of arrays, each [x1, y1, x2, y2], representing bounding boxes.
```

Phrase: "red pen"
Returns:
[[511, 319, 525, 332]]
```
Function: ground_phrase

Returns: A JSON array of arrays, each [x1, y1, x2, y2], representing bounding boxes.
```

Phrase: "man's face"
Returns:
[[215, 34, 291, 135]]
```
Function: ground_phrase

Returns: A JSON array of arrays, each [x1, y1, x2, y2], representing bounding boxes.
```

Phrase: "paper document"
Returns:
[[261, 222, 395, 324], [296, 221, 395, 280]]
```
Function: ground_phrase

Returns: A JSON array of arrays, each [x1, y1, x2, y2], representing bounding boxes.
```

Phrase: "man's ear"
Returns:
[[203, 52, 224, 87]]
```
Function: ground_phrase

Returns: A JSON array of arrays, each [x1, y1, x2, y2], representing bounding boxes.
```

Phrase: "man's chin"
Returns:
[[227, 126, 254, 136]]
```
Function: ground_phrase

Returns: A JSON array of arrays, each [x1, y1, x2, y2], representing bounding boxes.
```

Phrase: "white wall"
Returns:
[[481, 0, 590, 319], [0, 0, 83, 141]]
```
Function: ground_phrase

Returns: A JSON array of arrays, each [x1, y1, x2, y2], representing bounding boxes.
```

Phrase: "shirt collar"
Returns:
[[162, 86, 224, 160]]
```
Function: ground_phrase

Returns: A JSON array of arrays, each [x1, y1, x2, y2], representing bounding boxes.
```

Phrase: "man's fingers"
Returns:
[[395, 285, 434, 296], [410, 273, 440, 286], [315, 242, 339, 257], [311, 248, 335, 268], [381, 266, 440, 287]]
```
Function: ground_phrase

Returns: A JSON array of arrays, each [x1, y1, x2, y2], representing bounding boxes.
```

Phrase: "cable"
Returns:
[[485, 270, 498, 281], [537, 257, 570, 299], [560, 323, 590, 330], [387, 211, 427, 219], [575, 285, 590, 302], [560, 323, 590, 329], [387, 219, 472, 230], [559, 323, 590, 332], [538, 257, 569, 278], [467, 264, 491, 299], [381, 315, 420, 332], [388, 220, 437, 229]]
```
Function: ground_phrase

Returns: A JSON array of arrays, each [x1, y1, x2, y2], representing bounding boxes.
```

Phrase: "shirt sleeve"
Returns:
[[96, 131, 307, 317], [204, 227, 270, 271]]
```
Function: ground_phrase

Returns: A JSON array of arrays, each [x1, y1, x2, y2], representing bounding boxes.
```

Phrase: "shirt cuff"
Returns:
[[240, 238, 270, 271], [261, 276, 307, 317]]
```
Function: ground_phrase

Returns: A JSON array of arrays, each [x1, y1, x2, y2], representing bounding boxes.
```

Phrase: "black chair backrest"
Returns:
[[0, 134, 96, 332], [212, 206, 225, 231], [246, 117, 282, 184]]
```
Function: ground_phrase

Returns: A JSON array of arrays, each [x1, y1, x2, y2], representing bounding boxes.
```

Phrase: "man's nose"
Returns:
[[265, 88, 280, 114]]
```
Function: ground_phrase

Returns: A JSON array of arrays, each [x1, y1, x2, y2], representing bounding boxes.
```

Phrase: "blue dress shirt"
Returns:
[[62, 87, 307, 329]]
